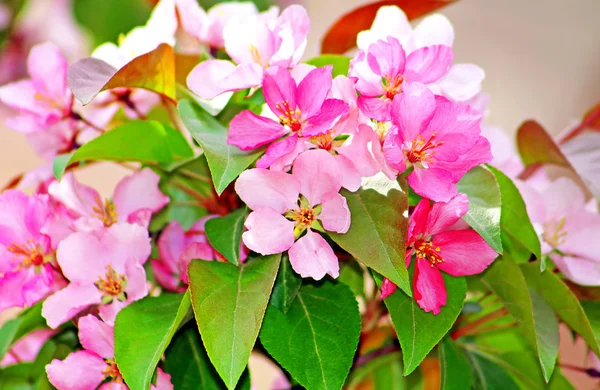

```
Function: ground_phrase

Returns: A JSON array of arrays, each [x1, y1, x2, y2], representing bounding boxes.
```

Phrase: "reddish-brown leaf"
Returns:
[[516, 120, 570, 169], [321, 0, 457, 54]]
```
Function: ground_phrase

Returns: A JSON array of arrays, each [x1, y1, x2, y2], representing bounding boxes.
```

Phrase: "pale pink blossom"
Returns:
[[1, 329, 55, 367], [236, 150, 350, 280], [42, 224, 151, 328], [0, 190, 66, 312], [187, 5, 309, 99], [383, 82, 492, 202]]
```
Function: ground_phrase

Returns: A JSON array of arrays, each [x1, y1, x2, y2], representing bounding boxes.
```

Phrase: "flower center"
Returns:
[[94, 265, 128, 304], [310, 132, 335, 151], [102, 358, 123, 382], [289, 208, 315, 228], [383, 75, 404, 100], [405, 133, 443, 167], [249, 45, 267, 68], [284, 196, 323, 238], [93, 198, 118, 227], [276, 100, 303, 133], [414, 239, 444, 267], [7, 240, 50, 270], [542, 217, 567, 248]]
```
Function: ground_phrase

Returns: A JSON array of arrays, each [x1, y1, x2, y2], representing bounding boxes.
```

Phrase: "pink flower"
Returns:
[[383, 82, 492, 202], [42, 223, 151, 328], [236, 149, 351, 280], [0, 190, 65, 312], [48, 168, 169, 232], [349, 36, 453, 121], [228, 66, 349, 152], [0, 42, 72, 132], [46, 314, 173, 390], [406, 195, 497, 314], [187, 5, 309, 99], [1, 329, 55, 367], [517, 177, 600, 286]]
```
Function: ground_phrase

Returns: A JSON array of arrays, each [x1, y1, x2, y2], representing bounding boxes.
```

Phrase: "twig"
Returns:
[[452, 307, 509, 340], [352, 344, 400, 369]]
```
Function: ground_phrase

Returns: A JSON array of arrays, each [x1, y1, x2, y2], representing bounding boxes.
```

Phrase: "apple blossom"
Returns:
[[1, 329, 55, 367]]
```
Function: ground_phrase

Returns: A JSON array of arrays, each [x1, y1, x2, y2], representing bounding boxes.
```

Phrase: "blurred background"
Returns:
[[0, 0, 598, 388]]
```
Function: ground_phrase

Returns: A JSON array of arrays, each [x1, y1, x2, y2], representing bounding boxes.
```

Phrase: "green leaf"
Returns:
[[467, 351, 520, 390], [164, 326, 251, 390], [53, 120, 193, 179], [52, 153, 74, 180], [327, 174, 411, 296], [205, 208, 247, 266], [0, 303, 46, 361], [188, 255, 280, 389], [489, 166, 542, 262], [178, 99, 263, 195], [480, 255, 559, 381], [338, 260, 365, 298], [439, 338, 472, 390], [260, 281, 361, 390], [306, 55, 351, 77], [457, 166, 502, 254], [114, 291, 192, 390], [581, 301, 600, 342], [376, 271, 466, 375], [520, 263, 600, 356], [270, 255, 302, 314], [345, 352, 405, 389]]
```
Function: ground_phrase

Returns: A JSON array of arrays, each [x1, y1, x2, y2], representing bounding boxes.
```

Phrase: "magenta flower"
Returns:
[[42, 223, 151, 328], [235, 150, 350, 280], [187, 5, 309, 99], [48, 168, 169, 232], [0, 190, 65, 312], [349, 36, 453, 121], [383, 82, 492, 202], [406, 195, 496, 314], [228, 66, 349, 152], [46, 314, 173, 390], [1, 329, 55, 367]]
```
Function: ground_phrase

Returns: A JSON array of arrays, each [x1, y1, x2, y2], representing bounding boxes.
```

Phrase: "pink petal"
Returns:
[[334, 154, 361, 192], [356, 6, 412, 50], [152, 368, 175, 390], [292, 149, 342, 205], [303, 98, 349, 137], [426, 194, 469, 235], [242, 209, 295, 255], [380, 277, 397, 299], [349, 51, 385, 97], [366, 37, 406, 79], [78, 314, 114, 358], [157, 221, 186, 273], [28, 42, 69, 109], [337, 124, 382, 178], [382, 127, 407, 172], [437, 64, 484, 101], [228, 110, 287, 150], [42, 284, 102, 329], [413, 258, 446, 315], [413, 14, 454, 48], [409, 198, 432, 243], [405, 45, 453, 84], [551, 254, 600, 287], [319, 192, 351, 234], [542, 177, 586, 220], [256, 134, 304, 170], [48, 173, 101, 218], [46, 351, 107, 390], [357, 96, 392, 122], [0, 80, 48, 118], [288, 230, 339, 280], [390, 82, 436, 143], [560, 212, 600, 262], [408, 168, 457, 202], [2, 329, 54, 365], [151, 259, 182, 292], [56, 232, 113, 283], [434, 230, 497, 276], [296, 66, 332, 118], [187, 60, 263, 99], [5, 114, 44, 134], [439, 137, 492, 181], [175, 0, 209, 41], [263, 66, 297, 116], [274, 5, 310, 66], [0, 270, 28, 311], [113, 168, 169, 223], [235, 168, 300, 214], [223, 15, 275, 65]]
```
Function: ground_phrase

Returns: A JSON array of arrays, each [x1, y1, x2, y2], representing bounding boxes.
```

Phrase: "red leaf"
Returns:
[[321, 0, 457, 54], [517, 120, 570, 169]]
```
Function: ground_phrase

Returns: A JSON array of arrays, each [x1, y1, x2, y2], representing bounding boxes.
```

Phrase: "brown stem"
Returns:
[[352, 344, 400, 369], [162, 98, 184, 132], [462, 321, 517, 336], [178, 168, 212, 183], [452, 307, 509, 340], [559, 107, 600, 144]]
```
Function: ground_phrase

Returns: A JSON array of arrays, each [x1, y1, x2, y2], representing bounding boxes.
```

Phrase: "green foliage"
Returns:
[[188, 255, 280, 389], [306, 55, 351, 77], [345, 352, 405, 389], [338, 260, 365, 298], [0, 303, 47, 361], [328, 174, 411, 296], [269, 255, 302, 314], [205, 208, 247, 265], [260, 281, 361, 390], [196, 0, 272, 12], [467, 351, 520, 390], [439, 338, 473, 390], [179, 100, 263, 195], [114, 291, 192, 390]]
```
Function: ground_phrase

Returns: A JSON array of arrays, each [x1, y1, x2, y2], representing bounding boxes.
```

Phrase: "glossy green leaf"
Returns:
[[306, 55, 351, 77], [328, 174, 411, 296], [164, 326, 251, 390], [489, 166, 541, 262], [467, 351, 520, 390], [457, 166, 502, 254], [439, 338, 472, 390], [338, 260, 365, 298], [270, 255, 302, 314], [0, 303, 46, 361], [178, 99, 263, 195], [480, 255, 559, 381], [53, 120, 193, 179], [377, 271, 466, 375], [114, 291, 191, 390], [581, 301, 600, 342], [520, 263, 600, 356], [205, 208, 247, 266], [189, 255, 280, 389], [260, 281, 361, 390]]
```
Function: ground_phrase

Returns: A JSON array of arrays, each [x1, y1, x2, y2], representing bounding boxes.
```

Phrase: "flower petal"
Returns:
[[151, 259, 182, 292], [366, 37, 406, 79], [390, 82, 436, 143], [334, 154, 361, 192], [380, 277, 398, 299], [242, 209, 295, 255], [78, 314, 114, 358], [28, 42, 69, 108], [263, 66, 297, 116], [48, 173, 100, 218], [292, 149, 342, 205], [356, 6, 412, 50], [413, 14, 454, 48], [187, 60, 263, 99], [357, 96, 392, 122], [42, 284, 102, 329], [405, 45, 453, 84], [157, 221, 186, 273], [337, 124, 382, 178], [296, 66, 332, 119], [235, 168, 300, 213], [288, 230, 339, 280], [319, 192, 351, 234], [551, 254, 600, 287], [46, 351, 107, 390], [256, 134, 304, 170], [228, 110, 287, 151], [408, 167, 457, 202], [426, 194, 469, 235], [303, 98, 349, 137], [434, 230, 497, 276], [413, 258, 446, 315], [437, 64, 484, 101], [113, 168, 169, 223]]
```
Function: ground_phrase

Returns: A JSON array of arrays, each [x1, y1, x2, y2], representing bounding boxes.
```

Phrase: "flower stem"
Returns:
[[451, 307, 509, 340]]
